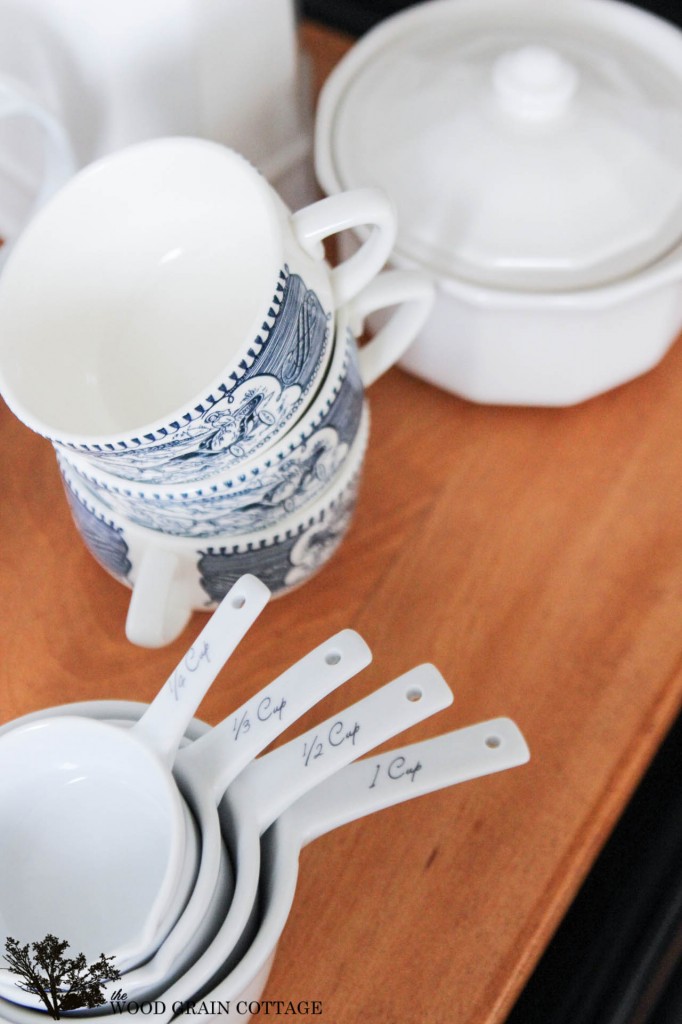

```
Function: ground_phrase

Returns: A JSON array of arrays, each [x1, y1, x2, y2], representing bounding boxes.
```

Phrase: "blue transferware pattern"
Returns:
[[64, 329, 364, 538], [198, 490, 357, 600], [59, 453, 362, 602], [63, 484, 132, 581], [59, 268, 331, 485]]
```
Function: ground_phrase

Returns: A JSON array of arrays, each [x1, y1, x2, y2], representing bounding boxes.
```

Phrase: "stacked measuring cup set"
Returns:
[[0, 576, 530, 1021], [0, 136, 435, 648]]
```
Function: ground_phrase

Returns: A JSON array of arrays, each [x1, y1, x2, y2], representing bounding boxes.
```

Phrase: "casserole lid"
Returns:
[[316, 0, 682, 292]]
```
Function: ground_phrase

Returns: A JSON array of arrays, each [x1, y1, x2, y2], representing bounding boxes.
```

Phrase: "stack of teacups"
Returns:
[[0, 137, 435, 646], [0, 580, 530, 1023]]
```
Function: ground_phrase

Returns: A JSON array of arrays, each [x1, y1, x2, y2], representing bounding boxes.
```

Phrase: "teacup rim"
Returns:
[[58, 403, 370, 553], [0, 138, 319, 450], [58, 304, 356, 500]]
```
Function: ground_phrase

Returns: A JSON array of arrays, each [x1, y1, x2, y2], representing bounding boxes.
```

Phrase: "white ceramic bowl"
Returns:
[[394, 255, 682, 406], [315, 0, 682, 406]]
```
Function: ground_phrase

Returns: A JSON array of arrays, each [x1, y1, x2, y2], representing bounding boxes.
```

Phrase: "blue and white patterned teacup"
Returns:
[[56, 270, 435, 538], [0, 137, 396, 483], [58, 405, 370, 649]]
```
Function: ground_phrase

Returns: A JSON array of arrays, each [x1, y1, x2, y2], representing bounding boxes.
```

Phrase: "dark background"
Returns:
[[301, 0, 682, 35]]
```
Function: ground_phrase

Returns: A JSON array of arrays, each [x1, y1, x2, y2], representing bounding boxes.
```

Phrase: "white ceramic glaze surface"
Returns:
[[0, 703, 232, 1023], [0, 576, 269, 985], [0, 0, 308, 179], [53, 271, 434, 647], [124, 664, 455, 1023], [317, 0, 682, 293], [0, 669, 452, 1023], [0, 701, 530, 1024], [55, 631, 373, 1012], [316, 0, 682, 406], [194, 718, 529, 1013], [0, 716, 186, 972]]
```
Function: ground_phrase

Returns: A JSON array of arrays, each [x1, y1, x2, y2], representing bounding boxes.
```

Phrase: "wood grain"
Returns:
[[2, 19, 682, 1024]]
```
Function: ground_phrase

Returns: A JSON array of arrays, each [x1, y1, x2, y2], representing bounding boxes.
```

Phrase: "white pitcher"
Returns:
[[0, 0, 311, 199]]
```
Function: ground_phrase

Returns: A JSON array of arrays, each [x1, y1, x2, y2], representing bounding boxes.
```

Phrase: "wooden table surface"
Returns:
[[3, 19, 682, 1024]]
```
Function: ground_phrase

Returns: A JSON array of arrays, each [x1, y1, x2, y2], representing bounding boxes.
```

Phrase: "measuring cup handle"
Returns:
[[291, 187, 396, 308], [289, 718, 530, 847], [132, 574, 271, 764], [125, 546, 193, 649], [236, 663, 454, 833], [349, 270, 436, 387], [176, 628, 373, 802]]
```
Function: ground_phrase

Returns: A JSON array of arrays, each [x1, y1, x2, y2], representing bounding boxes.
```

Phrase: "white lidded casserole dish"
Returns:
[[316, 0, 682, 406]]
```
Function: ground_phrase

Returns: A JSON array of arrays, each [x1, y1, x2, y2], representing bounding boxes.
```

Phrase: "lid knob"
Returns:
[[492, 45, 578, 121]]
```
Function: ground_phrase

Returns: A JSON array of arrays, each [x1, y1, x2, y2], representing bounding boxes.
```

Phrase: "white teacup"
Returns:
[[0, 136, 395, 482], [57, 270, 435, 537]]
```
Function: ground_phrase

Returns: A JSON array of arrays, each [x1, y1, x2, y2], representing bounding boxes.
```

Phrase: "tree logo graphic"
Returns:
[[2, 934, 121, 1020]]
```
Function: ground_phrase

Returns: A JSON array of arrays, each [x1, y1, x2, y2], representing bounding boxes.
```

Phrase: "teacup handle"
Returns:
[[291, 187, 396, 307], [0, 75, 76, 270], [350, 270, 436, 387], [125, 546, 193, 649]]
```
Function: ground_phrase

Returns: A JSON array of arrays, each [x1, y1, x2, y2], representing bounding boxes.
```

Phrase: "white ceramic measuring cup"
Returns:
[[0, 704, 207, 1022], [0, 665, 452, 1020], [152, 797, 200, 960], [72, 629, 373, 1011], [144, 663, 453, 1022], [202, 718, 530, 1013], [0, 574, 270, 981], [0, 702, 524, 1021], [0, 628, 372, 1015], [0, 715, 188, 970]]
